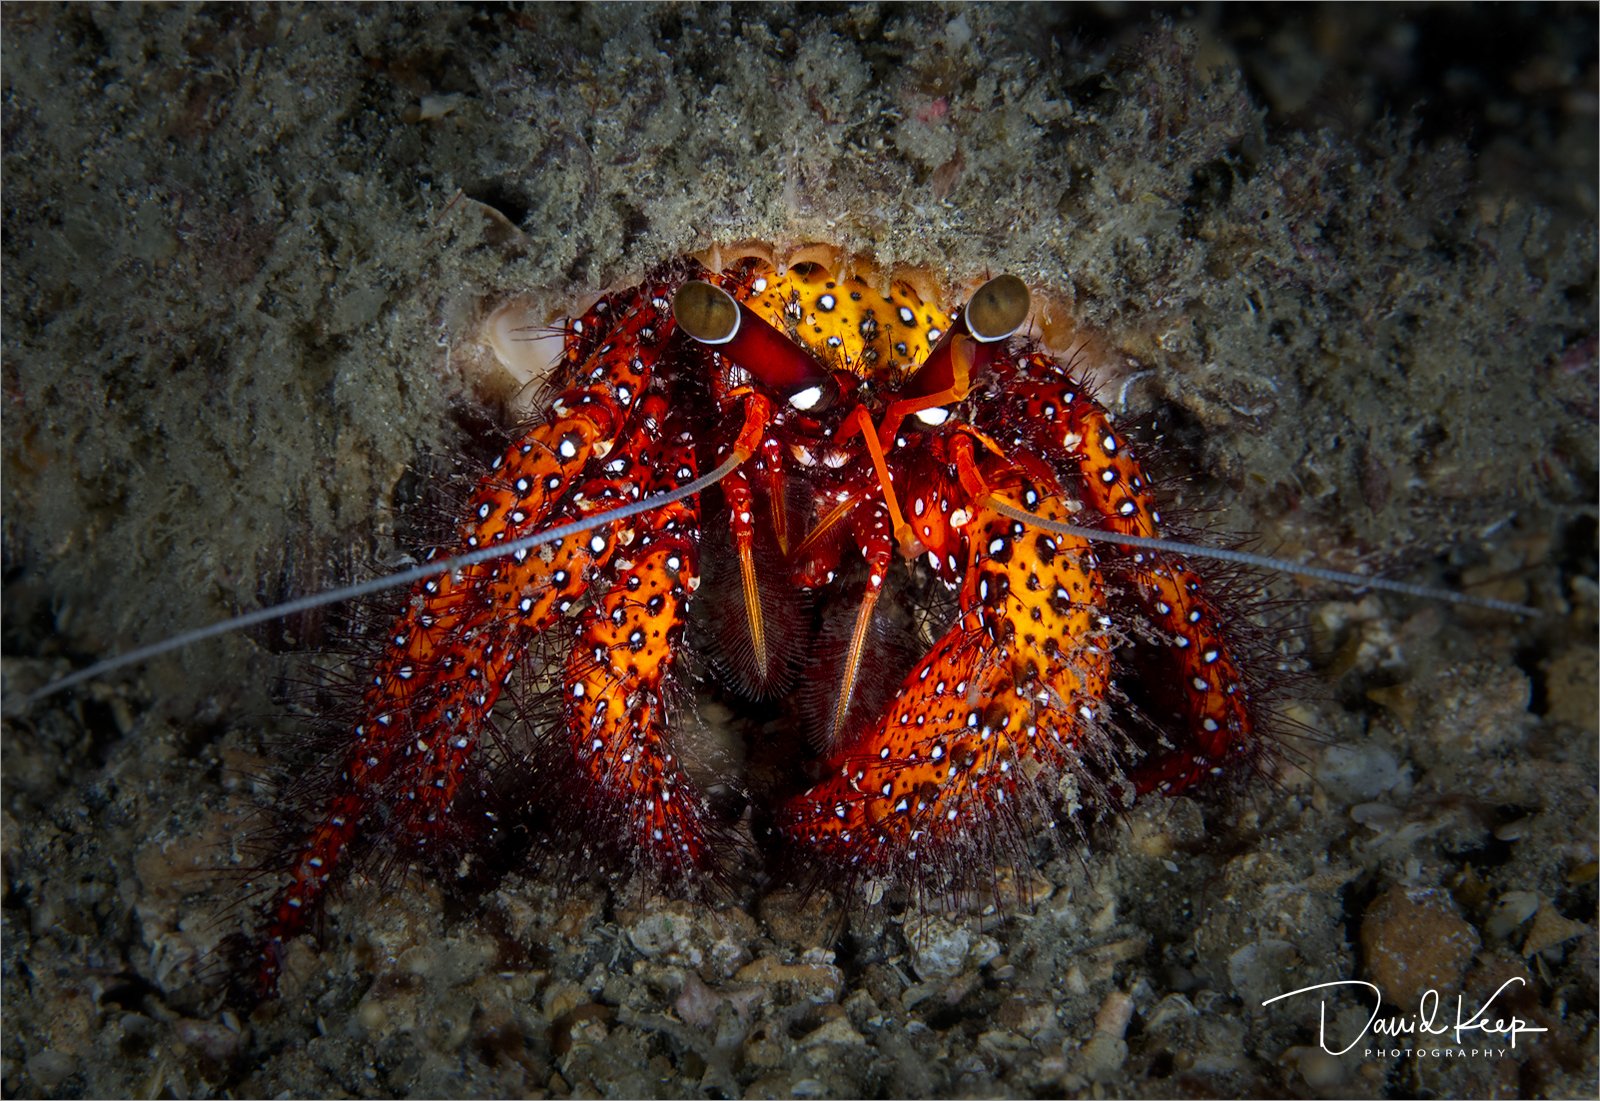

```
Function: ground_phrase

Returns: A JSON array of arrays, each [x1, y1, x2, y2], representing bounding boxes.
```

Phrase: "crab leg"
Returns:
[[558, 382, 777, 865], [1005, 369, 1257, 793], [780, 491, 1112, 875], [559, 402, 713, 874], [247, 284, 681, 998]]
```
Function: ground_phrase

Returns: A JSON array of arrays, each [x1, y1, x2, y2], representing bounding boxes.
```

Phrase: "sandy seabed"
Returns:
[[3, 4, 1596, 1098]]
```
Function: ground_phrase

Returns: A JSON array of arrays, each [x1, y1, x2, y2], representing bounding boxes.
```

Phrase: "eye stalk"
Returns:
[[902, 273, 1032, 403], [673, 280, 834, 410]]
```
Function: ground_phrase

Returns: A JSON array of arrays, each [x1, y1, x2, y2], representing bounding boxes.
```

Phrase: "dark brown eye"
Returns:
[[672, 280, 740, 345], [965, 274, 1030, 343]]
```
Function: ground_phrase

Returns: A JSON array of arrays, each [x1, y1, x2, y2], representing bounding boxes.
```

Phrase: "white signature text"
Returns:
[[1261, 978, 1547, 1056]]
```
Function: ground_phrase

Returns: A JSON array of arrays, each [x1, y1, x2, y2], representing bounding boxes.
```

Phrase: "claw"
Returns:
[[996, 378, 1260, 792], [780, 496, 1110, 876]]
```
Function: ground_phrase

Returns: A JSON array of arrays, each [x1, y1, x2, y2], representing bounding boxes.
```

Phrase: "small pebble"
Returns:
[[1521, 904, 1589, 958], [1360, 885, 1479, 1006], [902, 914, 972, 981], [1484, 891, 1540, 940]]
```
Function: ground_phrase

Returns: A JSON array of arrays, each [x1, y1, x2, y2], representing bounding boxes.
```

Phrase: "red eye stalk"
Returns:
[[901, 273, 1030, 404], [674, 280, 836, 411]]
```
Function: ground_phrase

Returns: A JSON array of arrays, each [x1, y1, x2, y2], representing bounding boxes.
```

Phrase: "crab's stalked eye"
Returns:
[[964, 274, 1030, 343], [674, 280, 835, 410], [902, 274, 1032, 404], [673, 279, 741, 345]]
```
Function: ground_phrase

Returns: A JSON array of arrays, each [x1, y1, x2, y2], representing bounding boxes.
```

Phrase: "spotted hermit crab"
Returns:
[[222, 245, 1267, 1000]]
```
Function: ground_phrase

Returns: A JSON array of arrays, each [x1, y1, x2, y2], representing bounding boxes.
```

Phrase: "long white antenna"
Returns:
[[19, 452, 748, 708], [985, 497, 1540, 618]]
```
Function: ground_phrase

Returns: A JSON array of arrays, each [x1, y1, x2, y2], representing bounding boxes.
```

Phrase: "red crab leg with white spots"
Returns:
[[558, 391, 770, 876], [248, 279, 688, 1000], [779, 484, 1113, 877], [1000, 362, 1255, 792]]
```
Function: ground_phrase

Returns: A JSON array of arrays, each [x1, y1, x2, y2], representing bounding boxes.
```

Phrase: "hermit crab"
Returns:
[[203, 245, 1280, 1002]]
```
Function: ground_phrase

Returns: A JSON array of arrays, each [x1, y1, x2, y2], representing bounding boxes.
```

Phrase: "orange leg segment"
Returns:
[[560, 417, 715, 874], [1011, 374, 1257, 793], [253, 407, 621, 997], [250, 279, 689, 1000], [780, 494, 1110, 876]]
